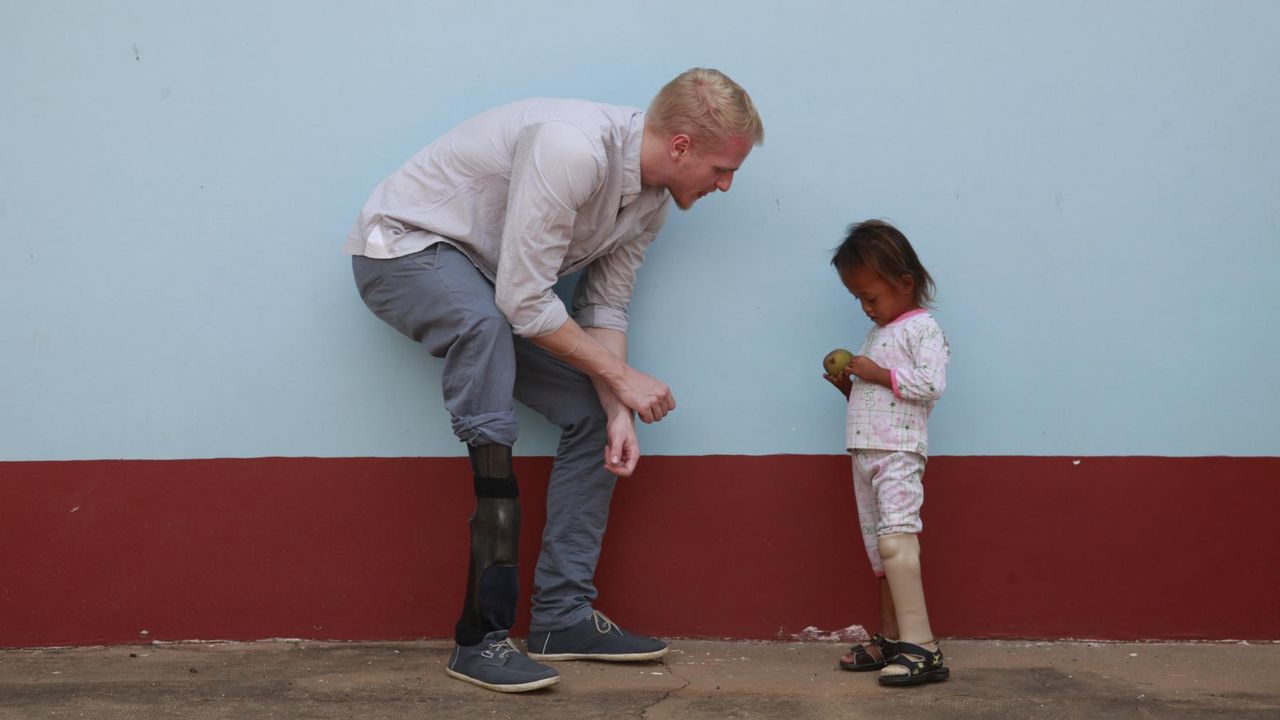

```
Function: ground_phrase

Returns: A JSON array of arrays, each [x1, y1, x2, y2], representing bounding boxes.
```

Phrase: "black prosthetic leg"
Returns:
[[454, 443, 520, 646]]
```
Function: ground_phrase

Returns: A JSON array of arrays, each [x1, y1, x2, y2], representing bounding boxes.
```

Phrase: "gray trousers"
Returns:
[[352, 243, 615, 631]]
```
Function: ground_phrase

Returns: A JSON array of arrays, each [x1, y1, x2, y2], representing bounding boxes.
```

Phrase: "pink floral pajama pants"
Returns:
[[852, 449, 926, 577]]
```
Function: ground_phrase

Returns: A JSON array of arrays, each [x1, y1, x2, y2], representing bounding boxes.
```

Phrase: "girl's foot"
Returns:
[[839, 633, 899, 671]]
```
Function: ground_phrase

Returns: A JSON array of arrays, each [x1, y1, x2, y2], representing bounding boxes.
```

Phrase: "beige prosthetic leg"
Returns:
[[878, 533, 935, 678]]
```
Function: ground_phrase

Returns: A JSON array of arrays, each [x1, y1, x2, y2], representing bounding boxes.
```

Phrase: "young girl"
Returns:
[[824, 219, 951, 686]]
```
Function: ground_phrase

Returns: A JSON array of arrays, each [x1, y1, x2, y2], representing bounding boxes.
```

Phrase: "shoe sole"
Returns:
[[879, 667, 950, 687], [528, 646, 669, 662], [445, 668, 560, 693], [839, 659, 888, 672]]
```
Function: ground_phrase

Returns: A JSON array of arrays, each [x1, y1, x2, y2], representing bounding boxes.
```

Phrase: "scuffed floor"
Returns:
[[1, 639, 1276, 719]]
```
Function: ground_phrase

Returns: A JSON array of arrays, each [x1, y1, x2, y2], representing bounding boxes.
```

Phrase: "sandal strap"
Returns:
[[895, 640, 938, 655], [846, 633, 879, 653], [886, 641, 944, 676], [848, 633, 897, 657], [871, 634, 897, 650], [854, 644, 885, 663]]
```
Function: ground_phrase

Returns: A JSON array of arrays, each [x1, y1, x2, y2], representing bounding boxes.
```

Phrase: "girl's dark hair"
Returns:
[[830, 219, 936, 308]]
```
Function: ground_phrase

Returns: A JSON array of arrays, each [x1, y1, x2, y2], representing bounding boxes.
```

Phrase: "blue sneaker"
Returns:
[[445, 630, 560, 692], [526, 611, 668, 662]]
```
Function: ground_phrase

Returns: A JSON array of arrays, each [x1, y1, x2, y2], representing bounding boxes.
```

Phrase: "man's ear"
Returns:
[[669, 133, 691, 160]]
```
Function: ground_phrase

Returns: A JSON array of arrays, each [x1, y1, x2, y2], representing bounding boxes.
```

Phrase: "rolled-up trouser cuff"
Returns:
[[452, 411, 519, 447]]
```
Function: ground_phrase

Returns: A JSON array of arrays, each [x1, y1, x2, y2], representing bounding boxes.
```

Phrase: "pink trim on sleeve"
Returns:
[[890, 369, 902, 398]]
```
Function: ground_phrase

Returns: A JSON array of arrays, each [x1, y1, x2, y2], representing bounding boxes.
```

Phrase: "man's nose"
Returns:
[[716, 171, 734, 192]]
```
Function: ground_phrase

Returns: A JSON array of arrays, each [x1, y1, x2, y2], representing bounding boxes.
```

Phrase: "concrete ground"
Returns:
[[1, 638, 1276, 719]]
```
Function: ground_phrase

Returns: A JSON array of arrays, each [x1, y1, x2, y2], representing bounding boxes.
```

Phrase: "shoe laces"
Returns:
[[591, 610, 620, 635], [481, 637, 518, 661]]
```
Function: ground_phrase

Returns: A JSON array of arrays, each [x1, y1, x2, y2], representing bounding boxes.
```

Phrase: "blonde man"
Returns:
[[347, 68, 763, 692]]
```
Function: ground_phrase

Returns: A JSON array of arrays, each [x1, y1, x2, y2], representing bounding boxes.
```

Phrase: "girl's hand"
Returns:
[[823, 371, 853, 399], [846, 355, 884, 380], [847, 355, 893, 390]]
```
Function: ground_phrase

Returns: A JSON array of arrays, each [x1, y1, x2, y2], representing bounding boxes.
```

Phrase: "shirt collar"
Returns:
[[888, 308, 929, 326], [619, 111, 645, 206]]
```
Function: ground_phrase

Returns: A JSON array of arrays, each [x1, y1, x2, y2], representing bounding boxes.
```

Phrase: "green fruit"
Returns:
[[823, 348, 854, 377]]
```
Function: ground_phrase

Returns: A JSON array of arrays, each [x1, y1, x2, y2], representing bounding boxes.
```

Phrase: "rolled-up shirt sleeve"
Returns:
[[494, 122, 603, 337], [572, 202, 668, 333]]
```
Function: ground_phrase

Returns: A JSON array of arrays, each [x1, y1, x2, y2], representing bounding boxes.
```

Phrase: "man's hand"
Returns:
[[613, 365, 676, 423], [603, 413, 639, 476], [533, 320, 675, 422], [575, 325, 657, 473], [531, 319, 675, 423]]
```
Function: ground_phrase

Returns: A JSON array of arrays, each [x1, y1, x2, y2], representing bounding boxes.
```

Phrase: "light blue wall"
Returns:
[[3, 1, 1277, 460]]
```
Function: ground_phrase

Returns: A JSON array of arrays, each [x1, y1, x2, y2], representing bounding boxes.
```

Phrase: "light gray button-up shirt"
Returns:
[[345, 99, 671, 338]]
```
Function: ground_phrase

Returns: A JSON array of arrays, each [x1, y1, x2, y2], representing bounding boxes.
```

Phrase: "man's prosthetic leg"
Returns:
[[454, 443, 521, 646]]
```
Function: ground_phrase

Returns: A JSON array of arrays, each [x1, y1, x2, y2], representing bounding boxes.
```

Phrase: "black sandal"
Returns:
[[878, 641, 949, 686], [839, 633, 899, 671]]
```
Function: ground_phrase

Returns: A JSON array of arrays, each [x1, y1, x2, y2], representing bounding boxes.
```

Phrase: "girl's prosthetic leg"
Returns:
[[878, 532, 949, 683], [878, 532, 934, 644]]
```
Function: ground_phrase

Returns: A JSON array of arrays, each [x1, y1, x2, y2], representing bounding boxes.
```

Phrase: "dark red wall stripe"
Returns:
[[1, 456, 1277, 647]]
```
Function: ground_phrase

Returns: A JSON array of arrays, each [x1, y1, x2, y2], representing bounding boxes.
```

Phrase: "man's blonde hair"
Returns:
[[647, 68, 764, 149]]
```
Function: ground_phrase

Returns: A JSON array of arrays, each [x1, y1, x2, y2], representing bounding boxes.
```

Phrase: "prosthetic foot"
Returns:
[[448, 445, 557, 691]]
